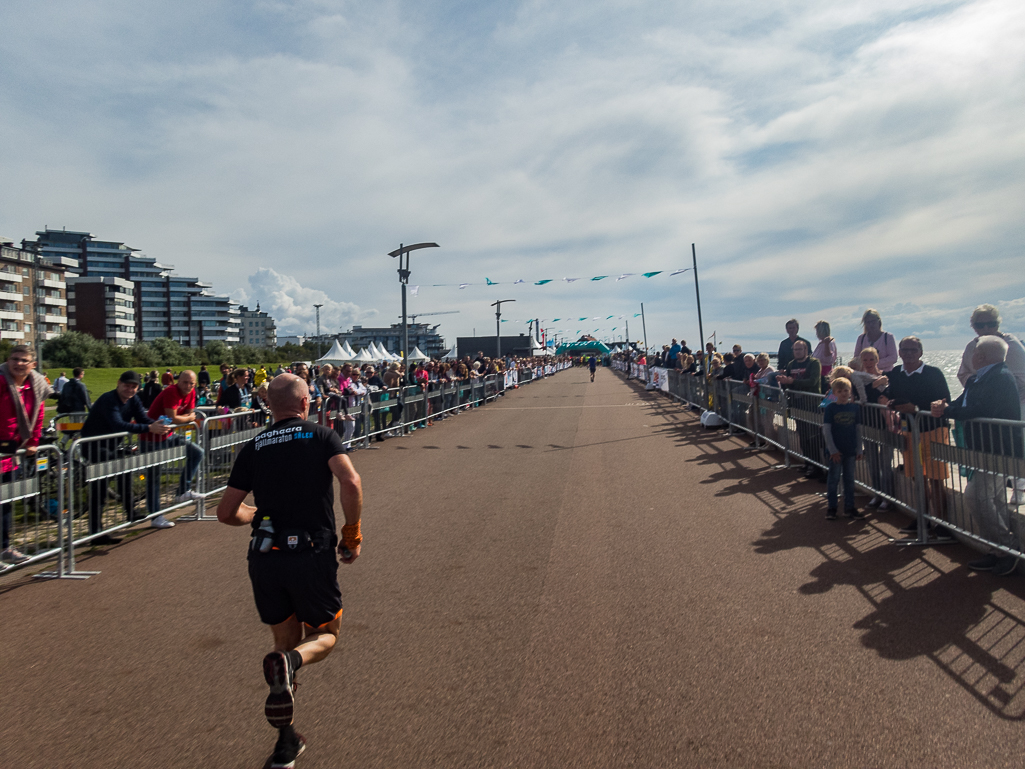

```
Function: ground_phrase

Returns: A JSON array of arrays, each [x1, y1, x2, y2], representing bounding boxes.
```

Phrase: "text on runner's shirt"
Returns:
[[254, 424, 316, 450]]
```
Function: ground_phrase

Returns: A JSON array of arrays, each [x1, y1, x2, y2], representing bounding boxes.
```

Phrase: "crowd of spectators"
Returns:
[[0, 348, 565, 563], [615, 305, 1025, 572]]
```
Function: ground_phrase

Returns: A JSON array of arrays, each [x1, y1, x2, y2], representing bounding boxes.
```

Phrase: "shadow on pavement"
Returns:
[[626, 370, 1025, 722]]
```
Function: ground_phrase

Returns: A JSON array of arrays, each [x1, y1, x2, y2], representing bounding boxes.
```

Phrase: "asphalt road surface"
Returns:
[[4, 366, 1025, 768]]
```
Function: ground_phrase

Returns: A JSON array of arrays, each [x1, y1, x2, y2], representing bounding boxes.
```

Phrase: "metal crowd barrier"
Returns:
[[0, 445, 67, 578], [621, 365, 1025, 562], [61, 422, 202, 577], [1, 363, 568, 580], [190, 411, 264, 522]]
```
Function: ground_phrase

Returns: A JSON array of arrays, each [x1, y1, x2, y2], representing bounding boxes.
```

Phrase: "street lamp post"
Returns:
[[389, 242, 439, 383], [691, 243, 706, 374], [491, 299, 515, 359], [313, 303, 323, 361]]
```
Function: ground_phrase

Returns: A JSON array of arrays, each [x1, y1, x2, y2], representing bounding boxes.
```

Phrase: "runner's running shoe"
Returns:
[[268, 732, 306, 768], [263, 652, 296, 727]]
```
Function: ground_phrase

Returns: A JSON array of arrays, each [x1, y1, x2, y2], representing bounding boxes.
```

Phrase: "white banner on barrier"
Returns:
[[651, 367, 669, 392]]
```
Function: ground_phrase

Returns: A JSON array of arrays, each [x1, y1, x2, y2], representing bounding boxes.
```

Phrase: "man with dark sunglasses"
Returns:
[[957, 304, 1025, 505]]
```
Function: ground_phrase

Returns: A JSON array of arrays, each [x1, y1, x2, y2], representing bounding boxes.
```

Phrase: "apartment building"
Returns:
[[27, 228, 242, 347], [0, 238, 69, 348], [239, 303, 277, 348], [66, 276, 136, 346]]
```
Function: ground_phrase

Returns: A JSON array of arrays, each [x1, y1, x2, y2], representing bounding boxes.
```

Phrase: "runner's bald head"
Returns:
[[267, 373, 309, 419]]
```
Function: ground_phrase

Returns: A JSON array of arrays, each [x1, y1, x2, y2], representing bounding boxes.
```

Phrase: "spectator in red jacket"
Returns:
[[0, 345, 50, 565], [138, 370, 205, 528]]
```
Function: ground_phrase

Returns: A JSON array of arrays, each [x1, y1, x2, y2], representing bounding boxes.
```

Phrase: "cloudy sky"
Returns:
[[1, 0, 1022, 352]]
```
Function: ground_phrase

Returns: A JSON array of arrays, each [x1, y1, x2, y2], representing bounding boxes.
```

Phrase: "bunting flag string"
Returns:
[[425, 268, 687, 289]]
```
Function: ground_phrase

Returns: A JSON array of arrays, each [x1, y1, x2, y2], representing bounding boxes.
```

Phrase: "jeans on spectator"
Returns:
[[341, 416, 356, 448], [966, 471, 1016, 551], [85, 438, 134, 534], [372, 402, 384, 435], [1, 469, 13, 549], [140, 435, 205, 514], [797, 419, 825, 469], [827, 455, 857, 511], [863, 440, 894, 498]]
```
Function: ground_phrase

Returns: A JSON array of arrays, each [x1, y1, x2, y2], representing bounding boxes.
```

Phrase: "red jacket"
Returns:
[[0, 374, 44, 474]]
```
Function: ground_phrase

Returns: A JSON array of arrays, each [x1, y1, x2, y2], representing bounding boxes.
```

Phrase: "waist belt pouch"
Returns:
[[275, 529, 313, 552], [311, 530, 336, 553]]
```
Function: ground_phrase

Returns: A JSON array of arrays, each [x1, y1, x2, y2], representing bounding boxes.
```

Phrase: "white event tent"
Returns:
[[316, 339, 353, 364]]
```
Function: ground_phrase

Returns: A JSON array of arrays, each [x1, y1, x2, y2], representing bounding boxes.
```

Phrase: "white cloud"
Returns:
[[234, 267, 377, 335], [0, 0, 1022, 352]]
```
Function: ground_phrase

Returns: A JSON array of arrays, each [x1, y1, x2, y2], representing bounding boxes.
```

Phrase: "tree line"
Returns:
[[34, 332, 323, 369]]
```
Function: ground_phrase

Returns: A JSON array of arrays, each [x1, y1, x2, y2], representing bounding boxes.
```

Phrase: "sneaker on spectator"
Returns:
[[968, 554, 1000, 571], [176, 489, 201, 504], [150, 515, 175, 529], [878, 500, 891, 511], [1011, 489, 1025, 506], [929, 526, 955, 543], [845, 509, 866, 520], [994, 555, 1018, 577], [867, 496, 881, 508], [1, 547, 29, 564], [899, 521, 919, 534], [825, 509, 837, 520]]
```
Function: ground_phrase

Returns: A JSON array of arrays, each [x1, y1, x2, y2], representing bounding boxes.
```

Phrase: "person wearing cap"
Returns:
[[80, 371, 172, 545]]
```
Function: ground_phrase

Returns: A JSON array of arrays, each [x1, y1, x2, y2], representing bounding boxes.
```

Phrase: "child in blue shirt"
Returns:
[[822, 377, 864, 520]]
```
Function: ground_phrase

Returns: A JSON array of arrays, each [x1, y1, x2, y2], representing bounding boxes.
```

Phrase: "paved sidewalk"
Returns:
[[3, 366, 1025, 767]]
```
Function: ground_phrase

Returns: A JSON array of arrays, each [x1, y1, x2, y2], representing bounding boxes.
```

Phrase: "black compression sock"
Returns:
[[287, 649, 303, 672]]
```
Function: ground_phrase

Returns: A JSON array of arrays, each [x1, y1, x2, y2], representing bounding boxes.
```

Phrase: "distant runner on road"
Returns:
[[217, 373, 363, 768], [588, 356, 597, 382]]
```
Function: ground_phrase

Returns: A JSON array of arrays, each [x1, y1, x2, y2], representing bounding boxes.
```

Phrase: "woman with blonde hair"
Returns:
[[853, 309, 898, 372]]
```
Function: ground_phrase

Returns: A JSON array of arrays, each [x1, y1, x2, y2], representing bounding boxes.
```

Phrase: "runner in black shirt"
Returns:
[[217, 374, 363, 768]]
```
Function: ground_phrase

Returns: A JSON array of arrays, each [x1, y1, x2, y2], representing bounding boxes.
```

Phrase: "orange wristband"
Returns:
[[342, 522, 362, 548]]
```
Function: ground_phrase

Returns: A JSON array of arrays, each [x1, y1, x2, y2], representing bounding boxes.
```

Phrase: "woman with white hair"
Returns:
[[957, 304, 1025, 504], [957, 304, 1025, 393]]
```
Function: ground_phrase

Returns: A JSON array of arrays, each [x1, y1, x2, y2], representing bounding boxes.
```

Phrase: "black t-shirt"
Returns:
[[227, 417, 347, 535], [221, 384, 246, 410]]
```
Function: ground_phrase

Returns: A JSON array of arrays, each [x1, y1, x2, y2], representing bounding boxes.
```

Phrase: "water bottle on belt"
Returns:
[[255, 516, 275, 553]]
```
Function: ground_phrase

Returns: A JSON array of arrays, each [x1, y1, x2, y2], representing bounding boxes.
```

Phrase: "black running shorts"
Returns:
[[248, 549, 343, 628]]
